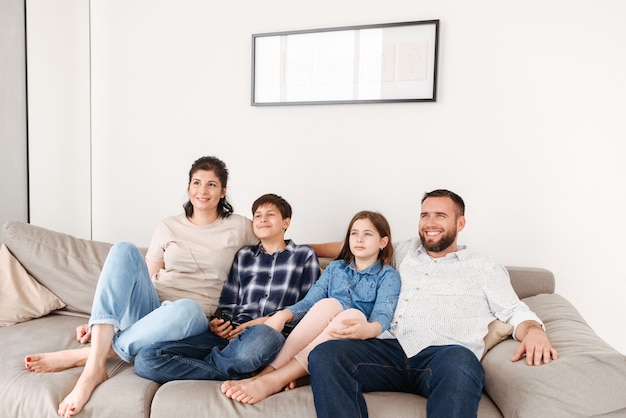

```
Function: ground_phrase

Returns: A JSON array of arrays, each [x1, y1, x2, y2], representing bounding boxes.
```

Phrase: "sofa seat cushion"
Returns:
[[483, 293, 626, 417], [149, 379, 503, 418], [0, 314, 159, 418]]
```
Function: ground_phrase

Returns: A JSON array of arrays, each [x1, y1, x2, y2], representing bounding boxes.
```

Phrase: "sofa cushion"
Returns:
[[0, 243, 66, 326], [149, 379, 503, 418], [483, 293, 626, 417], [1, 221, 112, 316], [0, 313, 159, 418]]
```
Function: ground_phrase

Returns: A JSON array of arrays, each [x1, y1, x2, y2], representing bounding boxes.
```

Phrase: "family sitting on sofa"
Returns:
[[23, 155, 557, 418]]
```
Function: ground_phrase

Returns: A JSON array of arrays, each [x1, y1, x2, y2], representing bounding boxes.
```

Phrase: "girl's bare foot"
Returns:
[[57, 359, 109, 417], [25, 348, 90, 373], [223, 373, 284, 404], [220, 365, 276, 394]]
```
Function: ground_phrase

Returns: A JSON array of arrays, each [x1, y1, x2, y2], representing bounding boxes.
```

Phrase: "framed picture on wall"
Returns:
[[251, 19, 439, 106]]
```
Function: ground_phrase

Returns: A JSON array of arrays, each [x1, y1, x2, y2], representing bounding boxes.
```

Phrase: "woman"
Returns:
[[24, 156, 258, 418]]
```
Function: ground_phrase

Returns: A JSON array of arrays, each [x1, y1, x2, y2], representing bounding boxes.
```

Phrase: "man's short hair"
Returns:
[[422, 189, 465, 217]]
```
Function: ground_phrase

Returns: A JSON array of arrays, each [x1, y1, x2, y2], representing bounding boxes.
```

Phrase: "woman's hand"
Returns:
[[75, 323, 91, 343], [328, 317, 382, 340]]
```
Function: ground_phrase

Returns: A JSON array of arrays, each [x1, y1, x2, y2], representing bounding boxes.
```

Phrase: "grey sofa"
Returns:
[[1, 220, 625, 418]]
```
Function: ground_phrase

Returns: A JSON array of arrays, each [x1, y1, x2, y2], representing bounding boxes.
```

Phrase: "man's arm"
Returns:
[[309, 242, 342, 259], [511, 320, 559, 365]]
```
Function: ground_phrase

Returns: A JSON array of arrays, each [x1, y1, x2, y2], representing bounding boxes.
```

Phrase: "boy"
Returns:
[[134, 193, 320, 383]]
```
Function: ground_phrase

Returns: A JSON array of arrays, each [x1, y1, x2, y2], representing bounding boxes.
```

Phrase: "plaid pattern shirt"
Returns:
[[218, 240, 320, 325]]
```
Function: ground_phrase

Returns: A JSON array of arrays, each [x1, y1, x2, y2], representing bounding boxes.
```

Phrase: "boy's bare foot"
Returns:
[[25, 348, 90, 373], [57, 360, 109, 417]]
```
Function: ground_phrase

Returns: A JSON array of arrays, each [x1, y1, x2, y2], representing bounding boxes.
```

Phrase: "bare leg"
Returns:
[[57, 324, 117, 418], [25, 347, 91, 373], [223, 359, 307, 404]]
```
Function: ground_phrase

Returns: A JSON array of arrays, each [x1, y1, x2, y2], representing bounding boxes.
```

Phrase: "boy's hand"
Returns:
[[209, 317, 233, 339]]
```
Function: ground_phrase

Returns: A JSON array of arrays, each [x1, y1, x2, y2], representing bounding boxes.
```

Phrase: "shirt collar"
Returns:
[[347, 259, 384, 274], [416, 244, 469, 260], [254, 239, 294, 256]]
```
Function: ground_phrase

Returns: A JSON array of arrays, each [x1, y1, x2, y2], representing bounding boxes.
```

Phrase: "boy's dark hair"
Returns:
[[252, 193, 292, 219], [422, 189, 465, 217]]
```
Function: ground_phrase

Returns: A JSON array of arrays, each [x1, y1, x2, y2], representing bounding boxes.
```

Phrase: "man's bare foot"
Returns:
[[57, 361, 109, 417], [25, 348, 90, 373]]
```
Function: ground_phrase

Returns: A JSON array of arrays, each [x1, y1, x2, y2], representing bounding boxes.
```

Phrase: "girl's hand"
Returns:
[[226, 317, 265, 339], [329, 317, 382, 340], [264, 310, 293, 333], [75, 324, 91, 343]]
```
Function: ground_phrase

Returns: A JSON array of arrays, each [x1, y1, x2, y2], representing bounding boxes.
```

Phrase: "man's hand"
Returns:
[[512, 320, 559, 365], [75, 323, 91, 343], [328, 317, 382, 340]]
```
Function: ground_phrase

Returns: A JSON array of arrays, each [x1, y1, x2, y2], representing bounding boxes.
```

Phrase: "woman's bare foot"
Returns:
[[25, 347, 90, 373], [57, 359, 109, 417]]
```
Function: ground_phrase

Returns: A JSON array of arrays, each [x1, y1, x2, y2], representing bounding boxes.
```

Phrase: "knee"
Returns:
[[134, 345, 164, 381], [312, 298, 343, 312], [104, 242, 145, 270], [309, 340, 343, 373], [332, 308, 366, 324], [238, 325, 285, 355], [164, 299, 207, 333], [109, 241, 140, 258], [434, 346, 484, 386]]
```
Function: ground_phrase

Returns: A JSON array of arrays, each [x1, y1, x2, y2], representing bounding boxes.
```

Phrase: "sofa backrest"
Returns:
[[1, 220, 555, 317], [1, 220, 111, 316]]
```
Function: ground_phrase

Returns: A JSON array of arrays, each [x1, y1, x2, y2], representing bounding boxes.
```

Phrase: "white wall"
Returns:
[[28, 0, 626, 354], [26, 0, 91, 238]]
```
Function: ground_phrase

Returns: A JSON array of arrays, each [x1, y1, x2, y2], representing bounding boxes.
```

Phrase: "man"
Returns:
[[134, 193, 320, 382], [308, 189, 558, 418]]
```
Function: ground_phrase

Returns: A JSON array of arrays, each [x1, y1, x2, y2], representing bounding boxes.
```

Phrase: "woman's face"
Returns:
[[187, 169, 225, 214]]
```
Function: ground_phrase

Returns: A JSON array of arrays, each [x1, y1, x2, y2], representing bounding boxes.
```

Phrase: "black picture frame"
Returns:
[[251, 20, 439, 106]]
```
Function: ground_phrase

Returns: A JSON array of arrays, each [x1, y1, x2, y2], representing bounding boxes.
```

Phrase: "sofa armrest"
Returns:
[[482, 293, 626, 417]]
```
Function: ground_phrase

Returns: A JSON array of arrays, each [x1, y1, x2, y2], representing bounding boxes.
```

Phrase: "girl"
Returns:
[[221, 210, 401, 404]]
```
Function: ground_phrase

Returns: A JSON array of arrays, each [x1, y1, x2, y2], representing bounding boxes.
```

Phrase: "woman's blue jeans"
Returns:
[[134, 324, 285, 383], [89, 242, 209, 362], [309, 339, 484, 418]]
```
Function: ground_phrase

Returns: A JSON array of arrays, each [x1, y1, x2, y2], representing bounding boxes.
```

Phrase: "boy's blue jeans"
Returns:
[[89, 242, 209, 362], [309, 339, 484, 418], [134, 325, 285, 383]]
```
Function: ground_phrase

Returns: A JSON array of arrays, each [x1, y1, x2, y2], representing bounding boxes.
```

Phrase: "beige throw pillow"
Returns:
[[482, 319, 514, 358], [0, 243, 66, 326]]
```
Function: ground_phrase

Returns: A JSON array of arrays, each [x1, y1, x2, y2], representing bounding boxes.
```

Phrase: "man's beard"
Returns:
[[419, 229, 457, 253]]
